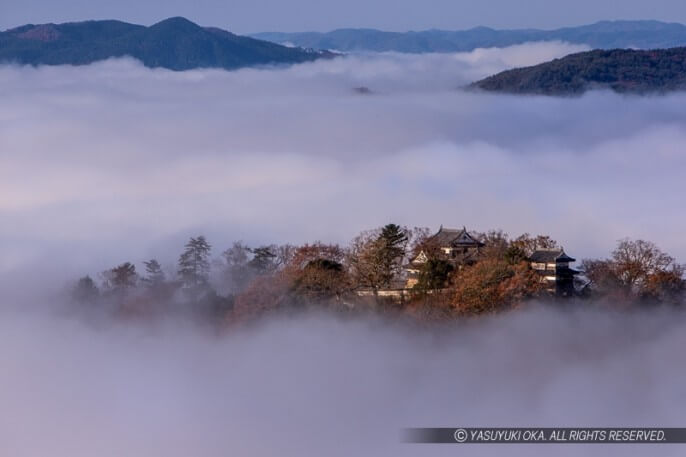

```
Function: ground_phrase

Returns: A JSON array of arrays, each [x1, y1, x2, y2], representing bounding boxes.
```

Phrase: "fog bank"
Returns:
[[1, 306, 685, 456], [1, 41, 685, 284]]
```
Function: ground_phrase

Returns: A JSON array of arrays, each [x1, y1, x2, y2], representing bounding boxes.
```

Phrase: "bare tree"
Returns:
[[475, 229, 510, 260], [347, 224, 409, 294], [612, 239, 674, 291], [582, 238, 685, 304], [511, 233, 559, 256]]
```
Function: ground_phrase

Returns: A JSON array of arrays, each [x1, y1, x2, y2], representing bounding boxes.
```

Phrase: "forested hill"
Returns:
[[470, 47, 686, 95], [252, 20, 686, 53], [0, 17, 332, 70]]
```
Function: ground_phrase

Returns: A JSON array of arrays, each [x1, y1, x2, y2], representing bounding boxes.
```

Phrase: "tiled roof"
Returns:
[[529, 249, 576, 263], [430, 226, 484, 248]]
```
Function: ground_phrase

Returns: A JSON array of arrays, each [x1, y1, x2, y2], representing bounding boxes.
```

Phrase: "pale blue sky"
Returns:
[[1, 0, 685, 33]]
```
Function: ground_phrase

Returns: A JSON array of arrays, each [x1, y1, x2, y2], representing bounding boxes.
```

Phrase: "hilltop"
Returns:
[[0, 17, 332, 70], [252, 20, 686, 53], [470, 47, 686, 95]]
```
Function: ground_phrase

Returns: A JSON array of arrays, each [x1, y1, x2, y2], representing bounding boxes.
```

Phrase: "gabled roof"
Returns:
[[529, 249, 576, 263], [430, 226, 484, 248]]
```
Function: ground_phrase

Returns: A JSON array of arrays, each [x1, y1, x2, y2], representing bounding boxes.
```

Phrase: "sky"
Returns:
[[1, 0, 686, 33]]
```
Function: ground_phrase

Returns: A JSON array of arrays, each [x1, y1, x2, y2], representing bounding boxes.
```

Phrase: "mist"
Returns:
[[2, 41, 686, 455], [1, 306, 685, 456], [2, 41, 685, 290]]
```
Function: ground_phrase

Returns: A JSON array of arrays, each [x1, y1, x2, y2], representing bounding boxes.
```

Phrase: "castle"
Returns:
[[405, 226, 579, 296]]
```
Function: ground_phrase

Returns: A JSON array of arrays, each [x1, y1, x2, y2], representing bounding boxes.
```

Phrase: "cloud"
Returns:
[[1, 44, 686, 456], [0, 41, 685, 283], [1, 307, 685, 456]]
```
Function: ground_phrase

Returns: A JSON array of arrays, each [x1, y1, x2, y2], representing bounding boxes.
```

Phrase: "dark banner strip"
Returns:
[[404, 428, 686, 444]]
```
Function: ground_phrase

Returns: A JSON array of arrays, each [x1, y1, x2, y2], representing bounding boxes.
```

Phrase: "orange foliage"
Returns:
[[451, 260, 543, 315]]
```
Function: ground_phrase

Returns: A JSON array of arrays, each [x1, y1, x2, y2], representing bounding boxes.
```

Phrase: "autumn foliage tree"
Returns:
[[231, 273, 293, 323], [287, 244, 352, 304], [582, 239, 685, 304], [231, 243, 352, 322], [451, 259, 542, 315], [68, 227, 685, 323], [348, 224, 409, 294]]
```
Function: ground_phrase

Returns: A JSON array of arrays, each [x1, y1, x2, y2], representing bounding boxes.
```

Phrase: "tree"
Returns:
[[511, 233, 559, 256], [348, 229, 383, 292], [291, 258, 351, 303], [476, 229, 510, 260], [408, 227, 442, 261], [611, 239, 675, 292], [178, 236, 212, 288], [220, 243, 295, 294], [286, 243, 351, 303], [221, 241, 253, 293], [231, 273, 292, 323], [451, 260, 542, 315], [377, 224, 409, 285], [504, 245, 528, 265], [348, 224, 410, 293], [142, 259, 165, 286], [288, 242, 346, 269], [413, 259, 454, 292], [103, 262, 137, 290], [581, 258, 624, 299], [249, 246, 277, 274], [72, 275, 99, 303], [273, 244, 297, 270], [582, 239, 685, 304], [641, 264, 685, 304]]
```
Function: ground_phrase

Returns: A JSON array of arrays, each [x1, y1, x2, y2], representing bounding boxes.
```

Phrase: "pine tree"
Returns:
[[72, 275, 100, 303], [249, 246, 277, 274], [178, 236, 212, 288], [348, 224, 409, 294], [376, 223, 408, 287], [105, 262, 137, 290], [142, 259, 165, 286]]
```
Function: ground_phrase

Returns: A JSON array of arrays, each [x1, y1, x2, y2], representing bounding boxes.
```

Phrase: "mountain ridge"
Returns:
[[0, 17, 332, 70], [470, 47, 686, 95], [252, 20, 686, 53]]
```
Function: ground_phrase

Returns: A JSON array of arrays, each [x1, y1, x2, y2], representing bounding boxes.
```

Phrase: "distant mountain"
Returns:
[[470, 47, 686, 95], [252, 20, 686, 53], [0, 17, 332, 70]]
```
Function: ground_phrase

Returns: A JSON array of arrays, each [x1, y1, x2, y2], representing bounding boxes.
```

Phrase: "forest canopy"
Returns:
[[69, 225, 686, 325]]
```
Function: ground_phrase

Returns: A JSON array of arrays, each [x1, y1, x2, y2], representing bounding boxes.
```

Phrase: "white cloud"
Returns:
[[1, 43, 685, 456], [1, 307, 685, 457], [0, 42, 684, 280]]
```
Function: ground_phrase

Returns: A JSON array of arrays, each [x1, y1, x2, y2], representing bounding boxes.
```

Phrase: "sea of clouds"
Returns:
[[3, 40, 686, 284], [2, 306, 686, 457], [1, 41, 686, 456]]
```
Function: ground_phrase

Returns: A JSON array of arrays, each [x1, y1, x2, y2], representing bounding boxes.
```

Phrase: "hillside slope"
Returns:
[[470, 47, 686, 95], [0, 17, 331, 70]]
